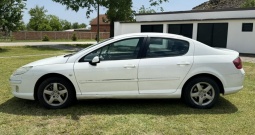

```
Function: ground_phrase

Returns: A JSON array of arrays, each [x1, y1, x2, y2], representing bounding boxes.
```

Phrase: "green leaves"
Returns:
[[242, 0, 255, 7], [0, 0, 26, 33], [28, 6, 49, 31], [27, 6, 87, 31]]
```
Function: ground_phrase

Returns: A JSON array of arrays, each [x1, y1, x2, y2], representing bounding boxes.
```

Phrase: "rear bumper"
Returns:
[[223, 69, 245, 95], [224, 86, 243, 95]]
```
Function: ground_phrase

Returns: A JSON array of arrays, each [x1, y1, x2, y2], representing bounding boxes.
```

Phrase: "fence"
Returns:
[[11, 31, 110, 40]]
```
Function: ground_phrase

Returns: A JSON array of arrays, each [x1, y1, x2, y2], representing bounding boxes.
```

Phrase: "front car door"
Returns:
[[74, 37, 145, 95], [138, 36, 194, 94]]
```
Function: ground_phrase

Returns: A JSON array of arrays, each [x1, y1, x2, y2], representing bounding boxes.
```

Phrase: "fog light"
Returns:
[[16, 86, 19, 93]]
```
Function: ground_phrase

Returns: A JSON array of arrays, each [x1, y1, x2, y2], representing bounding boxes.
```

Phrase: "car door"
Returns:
[[138, 37, 194, 94], [74, 37, 144, 94]]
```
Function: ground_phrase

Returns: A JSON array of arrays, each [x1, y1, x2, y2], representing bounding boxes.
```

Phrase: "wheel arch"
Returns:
[[181, 73, 225, 97], [34, 73, 77, 100]]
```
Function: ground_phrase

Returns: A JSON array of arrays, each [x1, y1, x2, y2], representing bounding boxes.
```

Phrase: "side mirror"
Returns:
[[89, 56, 100, 66]]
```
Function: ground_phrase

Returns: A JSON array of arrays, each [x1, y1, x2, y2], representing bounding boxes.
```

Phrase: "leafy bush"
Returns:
[[10, 35, 15, 41], [42, 35, 50, 41], [72, 33, 77, 41]]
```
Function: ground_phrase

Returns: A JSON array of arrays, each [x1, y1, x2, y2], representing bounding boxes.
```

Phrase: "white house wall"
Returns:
[[114, 20, 255, 54], [227, 20, 255, 54]]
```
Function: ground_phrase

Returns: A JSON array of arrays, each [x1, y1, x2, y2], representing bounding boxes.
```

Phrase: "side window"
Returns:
[[80, 38, 143, 62], [146, 37, 189, 58], [242, 23, 253, 32]]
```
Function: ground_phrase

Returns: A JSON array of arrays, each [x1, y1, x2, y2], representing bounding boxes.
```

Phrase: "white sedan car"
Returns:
[[10, 33, 245, 109]]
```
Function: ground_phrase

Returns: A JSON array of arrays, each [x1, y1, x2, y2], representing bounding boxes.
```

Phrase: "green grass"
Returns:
[[0, 46, 255, 134], [63, 44, 92, 48], [0, 46, 67, 57]]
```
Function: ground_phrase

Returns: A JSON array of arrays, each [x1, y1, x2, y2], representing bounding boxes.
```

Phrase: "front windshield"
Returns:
[[65, 37, 113, 57]]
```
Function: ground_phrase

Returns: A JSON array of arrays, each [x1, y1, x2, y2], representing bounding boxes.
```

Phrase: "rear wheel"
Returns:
[[183, 77, 220, 109], [37, 77, 75, 109]]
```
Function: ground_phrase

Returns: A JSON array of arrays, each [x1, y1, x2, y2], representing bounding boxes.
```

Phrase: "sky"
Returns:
[[23, 0, 208, 26]]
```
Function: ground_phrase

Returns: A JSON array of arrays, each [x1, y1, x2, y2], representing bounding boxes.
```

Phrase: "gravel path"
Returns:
[[241, 56, 255, 63]]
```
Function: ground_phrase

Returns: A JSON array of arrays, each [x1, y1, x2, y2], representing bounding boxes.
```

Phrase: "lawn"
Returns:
[[0, 46, 255, 134]]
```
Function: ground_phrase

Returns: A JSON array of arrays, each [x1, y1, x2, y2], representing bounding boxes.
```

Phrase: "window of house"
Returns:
[[242, 23, 253, 32], [141, 25, 163, 33], [80, 38, 144, 62], [168, 24, 193, 38], [146, 37, 189, 58]]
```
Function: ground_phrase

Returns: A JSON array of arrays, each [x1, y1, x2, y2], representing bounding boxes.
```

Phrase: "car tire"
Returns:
[[183, 77, 220, 109], [37, 77, 75, 109]]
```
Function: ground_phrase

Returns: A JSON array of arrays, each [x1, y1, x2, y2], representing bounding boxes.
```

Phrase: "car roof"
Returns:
[[114, 33, 185, 39]]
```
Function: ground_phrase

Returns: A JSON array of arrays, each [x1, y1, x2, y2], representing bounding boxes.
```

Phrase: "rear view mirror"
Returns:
[[89, 56, 100, 66]]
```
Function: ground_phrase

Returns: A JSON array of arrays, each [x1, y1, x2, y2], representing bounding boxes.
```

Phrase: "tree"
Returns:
[[48, 15, 63, 31], [28, 6, 52, 31], [104, 0, 135, 37], [27, 5, 87, 31], [138, 5, 156, 14], [17, 21, 26, 31], [61, 20, 72, 30], [72, 22, 79, 29], [79, 23, 87, 28], [242, 0, 255, 7], [0, 0, 26, 35], [52, 0, 169, 37]]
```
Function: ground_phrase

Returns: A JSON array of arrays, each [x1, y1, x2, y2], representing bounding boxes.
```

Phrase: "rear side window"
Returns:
[[146, 37, 189, 58]]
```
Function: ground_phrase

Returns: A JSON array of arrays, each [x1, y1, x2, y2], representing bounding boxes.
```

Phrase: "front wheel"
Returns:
[[37, 77, 75, 109], [183, 77, 220, 109]]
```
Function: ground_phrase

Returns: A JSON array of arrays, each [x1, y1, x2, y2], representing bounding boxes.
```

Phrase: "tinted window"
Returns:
[[146, 38, 189, 58], [197, 23, 228, 48], [80, 38, 143, 62], [168, 24, 193, 38], [242, 23, 253, 32], [141, 25, 163, 33]]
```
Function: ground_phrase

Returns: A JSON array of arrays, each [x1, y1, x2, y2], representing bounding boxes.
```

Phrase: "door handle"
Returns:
[[177, 62, 191, 66], [124, 64, 136, 69]]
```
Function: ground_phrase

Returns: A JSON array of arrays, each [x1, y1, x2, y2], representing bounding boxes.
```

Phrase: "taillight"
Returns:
[[233, 57, 242, 69]]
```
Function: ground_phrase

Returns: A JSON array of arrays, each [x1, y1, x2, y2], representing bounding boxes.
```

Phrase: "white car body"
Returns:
[[10, 33, 245, 108]]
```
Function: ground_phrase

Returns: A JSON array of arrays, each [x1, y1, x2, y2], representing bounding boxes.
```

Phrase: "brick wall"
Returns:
[[12, 31, 110, 40], [91, 25, 110, 32]]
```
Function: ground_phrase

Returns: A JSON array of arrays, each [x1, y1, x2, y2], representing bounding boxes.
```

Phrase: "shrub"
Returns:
[[42, 35, 50, 41], [10, 35, 15, 41], [72, 33, 77, 41]]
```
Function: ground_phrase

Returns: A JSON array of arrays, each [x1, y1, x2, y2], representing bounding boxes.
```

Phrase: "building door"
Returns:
[[197, 23, 228, 48], [168, 24, 193, 38]]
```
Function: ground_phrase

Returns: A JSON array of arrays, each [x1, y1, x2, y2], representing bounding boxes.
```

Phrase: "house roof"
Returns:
[[134, 8, 255, 22], [90, 14, 110, 25], [136, 7, 255, 16]]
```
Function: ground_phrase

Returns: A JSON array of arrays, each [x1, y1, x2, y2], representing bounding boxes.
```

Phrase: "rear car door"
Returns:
[[138, 37, 194, 94]]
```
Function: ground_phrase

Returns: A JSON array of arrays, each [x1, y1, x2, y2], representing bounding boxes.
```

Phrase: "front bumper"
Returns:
[[10, 75, 36, 100]]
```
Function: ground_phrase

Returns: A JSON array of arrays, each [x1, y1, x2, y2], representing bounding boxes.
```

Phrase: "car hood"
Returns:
[[24, 55, 69, 67]]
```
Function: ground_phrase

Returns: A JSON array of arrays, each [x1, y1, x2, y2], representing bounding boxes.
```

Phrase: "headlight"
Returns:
[[13, 66, 33, 76]]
